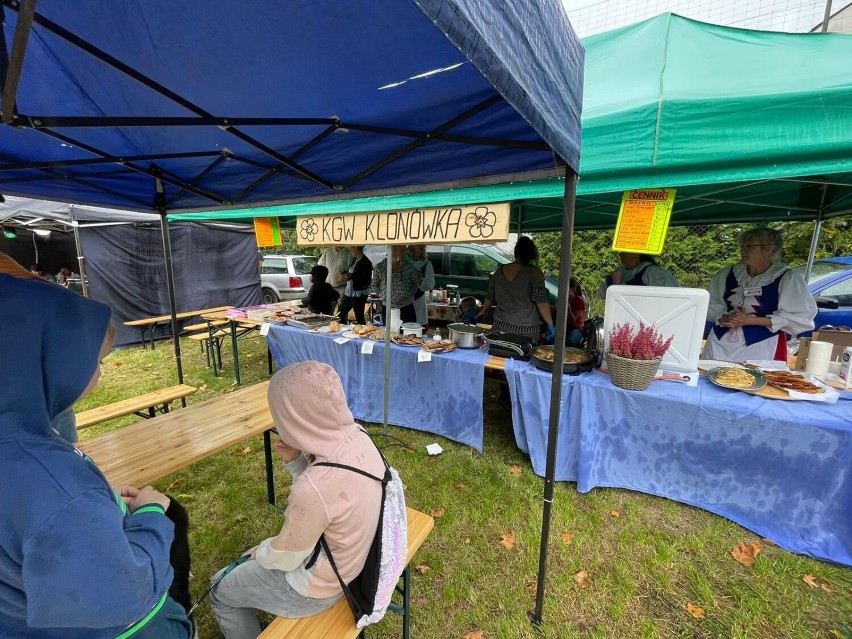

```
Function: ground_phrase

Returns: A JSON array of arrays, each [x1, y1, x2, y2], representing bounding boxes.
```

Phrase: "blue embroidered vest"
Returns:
[[712, 266, 789, 345]]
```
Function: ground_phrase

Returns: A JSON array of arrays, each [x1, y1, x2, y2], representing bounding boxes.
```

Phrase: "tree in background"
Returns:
[[533, 216, 852, 316]]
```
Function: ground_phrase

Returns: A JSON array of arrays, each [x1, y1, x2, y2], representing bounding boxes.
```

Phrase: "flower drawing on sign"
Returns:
[[608, 322, 673, 360], [299, 218, 319, 242], [465, 206, 496, 238]]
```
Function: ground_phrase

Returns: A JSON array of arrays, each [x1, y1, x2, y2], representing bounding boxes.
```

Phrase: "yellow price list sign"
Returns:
[[254, 217, 282, 247], [612, 189, 676, 255]]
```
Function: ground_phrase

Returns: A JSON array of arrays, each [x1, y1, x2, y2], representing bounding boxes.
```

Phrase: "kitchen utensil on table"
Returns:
[[447, 322, 485, 349], [529, 346, 595, 375]]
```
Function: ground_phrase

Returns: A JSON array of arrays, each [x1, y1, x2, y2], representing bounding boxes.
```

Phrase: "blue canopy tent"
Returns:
[[0, 0, 584, 627]]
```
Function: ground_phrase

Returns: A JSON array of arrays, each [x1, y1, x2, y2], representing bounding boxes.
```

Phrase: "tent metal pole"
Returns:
[[157, 198, 185, 390], [0, 0, 36, 124], [69, 207, 89, 298], [804, 184, 828, 281], [382, 245, 393, 437], [530, 166, 577, 630], [821, 0, 833, 32]]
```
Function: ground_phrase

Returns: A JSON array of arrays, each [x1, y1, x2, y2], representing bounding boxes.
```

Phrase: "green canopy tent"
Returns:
[[171, 13, 852, 237]]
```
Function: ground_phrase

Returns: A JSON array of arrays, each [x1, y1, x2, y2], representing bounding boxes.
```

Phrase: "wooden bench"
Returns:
[[183, 320, 227, 332], [259, 507, 434, 639], [124, 305, 234, 349], [75, 384, 198, 430]]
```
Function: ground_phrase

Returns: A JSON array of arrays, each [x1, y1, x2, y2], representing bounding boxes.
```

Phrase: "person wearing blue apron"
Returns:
[[598, 252, 679, 298], [702, 227, 816, 362]]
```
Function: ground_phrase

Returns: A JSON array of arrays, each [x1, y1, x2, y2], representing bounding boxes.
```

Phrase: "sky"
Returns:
[[559, 0, 837, 37]]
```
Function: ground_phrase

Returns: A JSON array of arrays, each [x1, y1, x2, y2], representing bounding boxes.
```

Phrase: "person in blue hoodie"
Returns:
[[0, 272, 192, 639]]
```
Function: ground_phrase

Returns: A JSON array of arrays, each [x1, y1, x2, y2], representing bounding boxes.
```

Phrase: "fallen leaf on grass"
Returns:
[[526, 580, 538, 596], [462, 630, 484, 639], [573, 570, 589, 589], [402, 447, 414, 454], [686, 603, 706, 619], [560, 532, 574, 544], [499, 534, 517, 550], [166, 479, 183, 490], [430, 507, 445, 519], [803, 574, 820, 588], [731, 541, 762, 567], [232, 446, 252, 456], [761, 538, 776, 546], [821, 583, 834, 593], [415, 564, 430, 574], [464, 538, 471, 544], [426, 456, 439, 465], [145, 364, 153, 369], [113, 360, 123, 367], [609, 510, 620, 518], [508, 465, 523, 475], [199, 383, 208, 391], [455, 482, 467, 490]]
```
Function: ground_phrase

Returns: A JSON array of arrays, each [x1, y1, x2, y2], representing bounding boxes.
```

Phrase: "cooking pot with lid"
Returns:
[[400, 322, 424, 337]]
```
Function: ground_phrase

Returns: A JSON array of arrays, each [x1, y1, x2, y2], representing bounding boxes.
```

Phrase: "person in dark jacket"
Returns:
[[301, 265, 340, 315], [337, 246, 373, 325]]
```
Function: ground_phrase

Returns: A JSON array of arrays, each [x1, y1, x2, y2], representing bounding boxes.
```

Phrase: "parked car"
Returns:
[[790, 257, 852, 334], [364, 244, 559, 304], [260, 254, 318, 304]]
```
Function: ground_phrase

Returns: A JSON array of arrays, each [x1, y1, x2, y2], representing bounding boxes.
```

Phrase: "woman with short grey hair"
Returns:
[[702, 226, 816, 362]]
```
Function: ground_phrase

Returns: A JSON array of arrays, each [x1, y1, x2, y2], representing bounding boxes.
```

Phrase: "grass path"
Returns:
[[77, 335, 852, 638]]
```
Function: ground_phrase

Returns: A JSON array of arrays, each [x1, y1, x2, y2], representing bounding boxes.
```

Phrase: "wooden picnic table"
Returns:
[[78, 381, 277, 502], [124, 305, 234, 349]]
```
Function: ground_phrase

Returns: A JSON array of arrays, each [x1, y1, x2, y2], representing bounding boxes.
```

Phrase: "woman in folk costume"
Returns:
[[702, 227, 816, 362]]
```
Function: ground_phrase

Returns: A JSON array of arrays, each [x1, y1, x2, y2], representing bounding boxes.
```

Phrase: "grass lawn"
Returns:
[[76, 334, 852, 639]]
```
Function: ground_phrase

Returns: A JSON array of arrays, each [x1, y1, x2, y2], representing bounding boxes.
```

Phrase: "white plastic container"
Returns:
[[839, 346, 852, 388], [400, 322, 423, 337], [604, 286, 710, 374]]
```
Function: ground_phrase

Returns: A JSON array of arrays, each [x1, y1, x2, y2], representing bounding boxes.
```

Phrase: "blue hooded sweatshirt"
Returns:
[[0, 274, 179, 638]]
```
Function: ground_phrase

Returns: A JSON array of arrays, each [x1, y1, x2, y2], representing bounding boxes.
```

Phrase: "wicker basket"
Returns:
[[605, 353, 662, 391]]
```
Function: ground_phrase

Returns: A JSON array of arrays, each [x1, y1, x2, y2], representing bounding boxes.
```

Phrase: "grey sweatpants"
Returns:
[[210, 559, 342, 639]]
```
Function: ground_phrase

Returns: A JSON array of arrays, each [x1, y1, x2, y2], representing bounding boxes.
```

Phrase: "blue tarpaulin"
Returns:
[[0, 0, 582, 211]]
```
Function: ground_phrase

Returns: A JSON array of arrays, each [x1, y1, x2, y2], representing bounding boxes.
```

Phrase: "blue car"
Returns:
[[790, 257, 852, 335]]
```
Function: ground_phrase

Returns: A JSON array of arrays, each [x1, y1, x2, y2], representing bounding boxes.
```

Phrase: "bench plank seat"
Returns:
[[259, 507, 434, 639], [75, 384, 198, 429], [183, 320, 227, 332]]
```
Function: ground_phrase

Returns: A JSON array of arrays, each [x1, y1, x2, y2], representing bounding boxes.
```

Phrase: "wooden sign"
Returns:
[[295, 203, 510, 247], [612, 189, 676, 255], [254, 217, 282, 247]]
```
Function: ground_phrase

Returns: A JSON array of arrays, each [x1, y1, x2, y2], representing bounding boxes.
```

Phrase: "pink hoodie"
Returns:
[[257, 361, 384, 598]]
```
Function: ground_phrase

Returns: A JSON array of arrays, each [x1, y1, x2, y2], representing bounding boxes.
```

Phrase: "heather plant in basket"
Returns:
[[608, 322, 673, 360]]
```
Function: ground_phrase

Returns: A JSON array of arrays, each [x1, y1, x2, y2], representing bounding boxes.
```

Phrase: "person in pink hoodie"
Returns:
[[210, 361, 386, 639]]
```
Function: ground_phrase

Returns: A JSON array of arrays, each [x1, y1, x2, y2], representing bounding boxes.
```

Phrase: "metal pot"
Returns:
[[447, 322, 485, 349], [583, 316, 605, 366]]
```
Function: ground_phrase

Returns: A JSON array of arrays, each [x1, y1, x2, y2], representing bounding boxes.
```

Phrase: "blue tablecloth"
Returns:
[[505, 361, 852, 565], [266, 325, 490, 450]]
